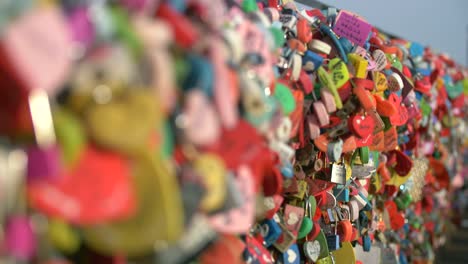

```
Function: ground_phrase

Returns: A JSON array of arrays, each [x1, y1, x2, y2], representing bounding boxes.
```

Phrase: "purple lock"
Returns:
[[4, 215, 37, 261], [26, 145, 61, 182], [68, 7, 95, 49]]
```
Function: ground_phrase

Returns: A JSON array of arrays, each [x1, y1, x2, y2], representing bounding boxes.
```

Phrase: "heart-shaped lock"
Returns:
[[329, 58, 350, 89], [304, 240, 321, 262], [390, 150, 413, 176], [372, 49, 387, 71], [81, 151, 184, 256], [28, 145, 136, 225], [349, 115, 375, 139], [374, 94, 397, 117], [387, 93, 408, 126]]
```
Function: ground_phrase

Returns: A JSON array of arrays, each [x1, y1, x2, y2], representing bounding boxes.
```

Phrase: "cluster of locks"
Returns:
[[0, 0, 467, 263]]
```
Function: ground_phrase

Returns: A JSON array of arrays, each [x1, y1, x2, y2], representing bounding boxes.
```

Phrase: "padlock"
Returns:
[[282, 244, 300, 264], [327, 139, 343, 163], [330, 163, 346, 185], [327, 119, 349, 139], [273, 222, 297, 253], [302, 51, 323, 73], [260, 219, 282, 247]]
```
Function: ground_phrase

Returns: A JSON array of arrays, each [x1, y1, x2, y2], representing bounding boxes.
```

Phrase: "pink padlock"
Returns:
[[4, 215, 37, 261], [27, 144, 61, 182], [312, 101, 330, 127], [306, 114, 321, 140], [320, 89, 337, 113]]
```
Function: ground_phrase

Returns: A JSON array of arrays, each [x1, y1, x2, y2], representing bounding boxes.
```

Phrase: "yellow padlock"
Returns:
[[329, 58, 350, 89], [373, 71, 388, 92], [348, 54, 368, 79]]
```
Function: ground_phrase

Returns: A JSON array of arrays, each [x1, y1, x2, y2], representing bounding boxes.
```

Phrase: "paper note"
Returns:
[[333, 11, 372, 47]]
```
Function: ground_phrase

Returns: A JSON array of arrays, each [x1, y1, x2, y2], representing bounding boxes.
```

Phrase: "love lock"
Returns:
[[327, 119, 349, 139]]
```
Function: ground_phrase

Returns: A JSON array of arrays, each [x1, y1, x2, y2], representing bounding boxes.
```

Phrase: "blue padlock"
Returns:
[[281, 162, 294, 179], [326, 234, 340, 251], [182, 54, 214, 96], [302, 51, 323, 73], [282, 244, 300, 264], [260, 219, 282, 247], [333, 184, 349, 202], [362, 234, 371, 252]]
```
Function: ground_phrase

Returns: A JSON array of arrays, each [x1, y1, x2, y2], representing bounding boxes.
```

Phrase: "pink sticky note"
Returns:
[[3, 8, 72, 95], [333, 11, 372, 47]]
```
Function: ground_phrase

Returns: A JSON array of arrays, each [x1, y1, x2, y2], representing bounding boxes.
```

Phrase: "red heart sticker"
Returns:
[[388, 93, 408, 126], [28, 145, 135, 225], [349, 115, 375, 138]]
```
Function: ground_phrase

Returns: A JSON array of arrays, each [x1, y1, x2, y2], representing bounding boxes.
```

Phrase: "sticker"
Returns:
[[333, 11, 372, 46]]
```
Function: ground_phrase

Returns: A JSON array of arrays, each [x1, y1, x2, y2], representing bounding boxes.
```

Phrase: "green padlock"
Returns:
[[298, 217, 313, 239], [329, 58, 350, 89], [274, 83, 296, 115]]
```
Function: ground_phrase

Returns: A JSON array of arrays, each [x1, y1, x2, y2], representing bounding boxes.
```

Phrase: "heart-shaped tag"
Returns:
[[28, 145, 135, 225], [304, 240, 321, 262], [349, 115, 375, 138], [374, 95, 396, 117], [390, 150, 413, 176], [388, 94, 408, 126]]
